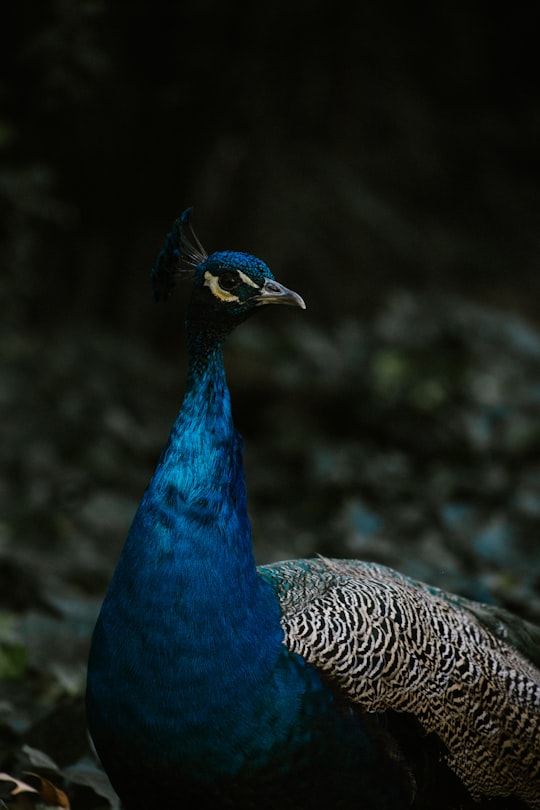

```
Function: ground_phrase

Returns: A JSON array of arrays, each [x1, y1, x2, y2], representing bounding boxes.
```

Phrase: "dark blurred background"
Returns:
[[1, 4, 540, 802], [3, 3, 540, 331]]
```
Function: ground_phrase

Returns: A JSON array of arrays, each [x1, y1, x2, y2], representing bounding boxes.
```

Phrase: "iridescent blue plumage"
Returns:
[[87, 210, 540, 810], [86, 211, 411, 808]]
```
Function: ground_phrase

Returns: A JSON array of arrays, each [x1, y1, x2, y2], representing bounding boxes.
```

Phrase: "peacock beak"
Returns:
[[255, 278, 306, 310]]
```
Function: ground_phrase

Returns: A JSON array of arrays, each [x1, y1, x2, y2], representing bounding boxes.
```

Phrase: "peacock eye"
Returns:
[[218, 271, 239, 291], [218, 273, 239, 292]]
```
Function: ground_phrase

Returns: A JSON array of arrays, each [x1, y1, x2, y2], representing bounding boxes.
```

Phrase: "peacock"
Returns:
[[86, 209, 540, 810]]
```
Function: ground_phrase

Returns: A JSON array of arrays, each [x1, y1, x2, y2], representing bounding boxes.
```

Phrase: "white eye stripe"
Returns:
[[236, 269, 260, 289], [203, 269, 262, 302], [203, 271, 240, 302]]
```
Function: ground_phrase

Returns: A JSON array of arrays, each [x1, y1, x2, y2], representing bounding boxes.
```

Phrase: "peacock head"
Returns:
[[151, 209, 305, 328]]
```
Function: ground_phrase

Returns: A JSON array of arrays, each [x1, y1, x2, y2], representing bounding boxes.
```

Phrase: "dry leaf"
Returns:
[[0, 772, 70, 810], [26, 774, 70, 810], [0, 772, 38, 810], [0, 772, 39, 796]]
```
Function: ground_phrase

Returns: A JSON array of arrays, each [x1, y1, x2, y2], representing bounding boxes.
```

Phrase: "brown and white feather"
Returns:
[[260, 557, 540, 808]]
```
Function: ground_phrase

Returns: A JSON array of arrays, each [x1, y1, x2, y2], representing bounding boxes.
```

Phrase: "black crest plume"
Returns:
[[151, 208, 208, 302]]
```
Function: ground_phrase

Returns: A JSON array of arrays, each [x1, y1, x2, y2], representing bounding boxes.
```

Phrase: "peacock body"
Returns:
[[86, 210, 540, 809]]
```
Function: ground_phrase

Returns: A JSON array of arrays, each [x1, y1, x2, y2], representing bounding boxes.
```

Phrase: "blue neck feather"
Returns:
[[89, 318, 331, 780]]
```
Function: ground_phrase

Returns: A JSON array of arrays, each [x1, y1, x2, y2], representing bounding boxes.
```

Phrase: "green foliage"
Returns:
[[0, 614, 27, 680]]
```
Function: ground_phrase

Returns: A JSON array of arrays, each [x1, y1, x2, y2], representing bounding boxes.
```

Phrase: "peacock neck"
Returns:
[[138, 329, 257, 584], [182, 329, 231, 432]]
